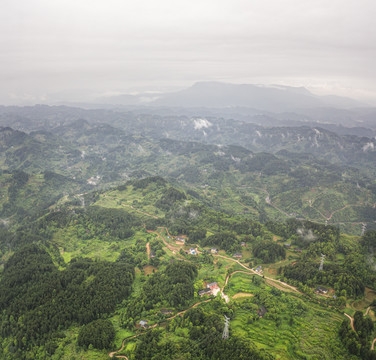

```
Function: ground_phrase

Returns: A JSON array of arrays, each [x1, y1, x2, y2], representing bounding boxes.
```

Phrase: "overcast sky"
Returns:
[[1, 0, 376, 105]]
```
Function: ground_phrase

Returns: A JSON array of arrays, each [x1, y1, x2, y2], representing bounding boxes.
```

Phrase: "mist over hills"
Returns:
[[95, 81, 368, 111], [1, 104, 376, 171], [2, 92, 376, 360], [1, 103, 376, 235]]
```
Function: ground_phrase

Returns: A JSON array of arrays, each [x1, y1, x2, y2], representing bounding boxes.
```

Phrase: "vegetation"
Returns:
[[2, 106, 376, 359], [0, 244, 134, 356], [77, 319, 115, 350], [253, 241, 286, 263], [131, 307, 273, 360], [339, 312, 376, 359], [121, 262, 198, 329]]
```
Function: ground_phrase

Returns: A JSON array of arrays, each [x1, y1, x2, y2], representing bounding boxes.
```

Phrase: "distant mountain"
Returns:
[[148, 82, 367, 111], [68, 82, 368, 112], [91, 82, 366, 112]]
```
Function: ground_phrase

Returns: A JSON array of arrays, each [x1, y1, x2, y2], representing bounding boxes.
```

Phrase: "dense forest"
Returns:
[[121, 262, 198, 329], [339, 311, 376, 359], [0, 244, 134, 357], [131, 307, 274, 360], [253, 241, 286, 263]]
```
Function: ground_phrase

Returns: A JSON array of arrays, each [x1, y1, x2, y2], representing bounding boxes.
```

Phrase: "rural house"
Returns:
[[206, 282, 220, 296], [139, 320, 148, 328], [198, 288, 212, 296], [176, 236, 186, 244], [315, 286, 328, 294]]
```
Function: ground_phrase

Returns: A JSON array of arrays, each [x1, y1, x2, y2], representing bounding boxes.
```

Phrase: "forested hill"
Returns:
[[2, 105, 376, 171], [1, 172, 376, 359], [0, 244, 135, 356], [1, 121, 376, 234], [2, 105, 376, 359]]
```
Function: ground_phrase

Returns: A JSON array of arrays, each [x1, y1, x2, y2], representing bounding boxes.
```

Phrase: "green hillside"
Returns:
[[1, 106, 376, 359], [1, 176, 376, 359]]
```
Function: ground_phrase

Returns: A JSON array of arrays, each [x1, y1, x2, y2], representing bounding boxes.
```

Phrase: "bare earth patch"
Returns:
[[233, 293, 254, 299], [266, 268, 278, 276], [265, 279, 295, 293], [143, 265, 157, 275]]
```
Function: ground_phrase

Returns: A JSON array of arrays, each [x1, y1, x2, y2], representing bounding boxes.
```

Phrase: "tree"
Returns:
[[77, 319, 115, 349]]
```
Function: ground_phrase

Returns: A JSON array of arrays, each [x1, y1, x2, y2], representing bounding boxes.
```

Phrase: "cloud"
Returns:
[[193, 118, 212, 130], [1, 0, 376, 104], [363, 142, 375, 152], [297, 228, 317, 242]]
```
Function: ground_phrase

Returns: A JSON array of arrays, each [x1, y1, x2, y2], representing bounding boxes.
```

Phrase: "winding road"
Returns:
[[108, 226, 301, 358], [344, 311, 376, 351], [214, 254, 301, 294]]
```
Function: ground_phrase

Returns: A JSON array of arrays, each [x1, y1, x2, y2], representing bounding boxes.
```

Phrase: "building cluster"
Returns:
[[198, 281, 220, 297]]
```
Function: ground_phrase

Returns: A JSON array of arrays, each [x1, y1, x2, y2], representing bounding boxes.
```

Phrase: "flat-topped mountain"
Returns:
[[97, 82, 367, 111]]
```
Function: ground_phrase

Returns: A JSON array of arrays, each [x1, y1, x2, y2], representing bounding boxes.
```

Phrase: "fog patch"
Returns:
[[193, 118, 212, 130], [189, 209, 199, 219], [363, 142, 374, 152], [313, 128, 321, 136], [297, 228, 317, 242], [0, 218, 10, 228], [367, 250, 376, 271], [137, 144, 146, 154]]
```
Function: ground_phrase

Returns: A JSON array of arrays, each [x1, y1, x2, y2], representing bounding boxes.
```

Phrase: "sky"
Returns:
[[1, 0, 376, 105]]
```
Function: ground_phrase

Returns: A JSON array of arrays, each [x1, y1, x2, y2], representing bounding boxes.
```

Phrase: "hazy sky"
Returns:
[[1, 0, 376, 104]]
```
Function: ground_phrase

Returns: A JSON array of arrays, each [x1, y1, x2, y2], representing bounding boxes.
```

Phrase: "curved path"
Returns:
[[109, 226, 300, 359], [146, 229, 187, 261], [344, 313, 355, 331], [108, 299, 212, 358], [124, 204, 159, 219], [372, 338, 376, 351], [344, 309, 376, 351], [150, 228, 300, 294], [214, 254, 301, 294]]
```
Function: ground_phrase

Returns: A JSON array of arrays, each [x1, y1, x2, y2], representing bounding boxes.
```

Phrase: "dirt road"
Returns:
[[214, 254, 301, 294], [371, 338, 376, 351], [146, 242, 150, 259], [344, 313, 355, 331], [108, 299, 212, 358]]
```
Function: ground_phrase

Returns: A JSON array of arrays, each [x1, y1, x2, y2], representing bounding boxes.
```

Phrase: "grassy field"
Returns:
[[95, 185, 163, 219], [225, 272, 260, 297], [54, 228, 148, 263], [232, 294, 352, 359]]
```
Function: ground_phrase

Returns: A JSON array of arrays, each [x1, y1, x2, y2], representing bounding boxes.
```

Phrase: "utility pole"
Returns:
[[222, 315, 230, 340]]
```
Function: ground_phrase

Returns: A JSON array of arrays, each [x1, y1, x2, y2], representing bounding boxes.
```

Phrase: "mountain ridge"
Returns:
[[95, 81, 368, 111]]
